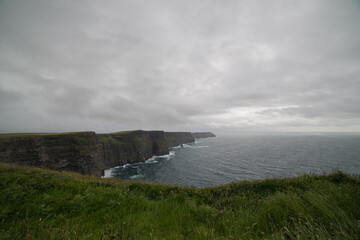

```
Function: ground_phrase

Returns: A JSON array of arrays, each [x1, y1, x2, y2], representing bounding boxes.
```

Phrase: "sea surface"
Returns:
[[104, 133, 360, 188]]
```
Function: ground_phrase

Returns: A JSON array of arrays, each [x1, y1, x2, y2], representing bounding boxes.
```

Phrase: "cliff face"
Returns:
[[97, 130, 169, 171], [191, 132, 216, 139], [164, 132, 194, 148], [97, 131, 195, 170], [0, 132, 101, 175], [0, 130, 199, 177]]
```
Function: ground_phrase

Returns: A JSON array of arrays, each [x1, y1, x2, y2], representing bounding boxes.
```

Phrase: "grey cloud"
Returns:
[[45, 84, 96, 116], [0, 87, 23, 105], [0, 0, 360, 133]]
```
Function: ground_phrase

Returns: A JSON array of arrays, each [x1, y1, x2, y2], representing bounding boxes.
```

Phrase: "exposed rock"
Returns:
[[0, 130, 204, 177], [165, 132, 194, 148], [96, 130, 169, 171], [0, 132, 100, 175]]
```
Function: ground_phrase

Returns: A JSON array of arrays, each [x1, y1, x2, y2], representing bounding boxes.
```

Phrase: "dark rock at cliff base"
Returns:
[[191, 132, 216, 139]]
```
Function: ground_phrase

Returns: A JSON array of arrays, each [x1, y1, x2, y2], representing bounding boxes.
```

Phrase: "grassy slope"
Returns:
[[0, 132, 93, 139], [0, 164, 359, 240]]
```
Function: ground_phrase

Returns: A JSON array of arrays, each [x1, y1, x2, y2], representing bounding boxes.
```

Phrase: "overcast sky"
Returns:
[[1, 0, 360, 134]]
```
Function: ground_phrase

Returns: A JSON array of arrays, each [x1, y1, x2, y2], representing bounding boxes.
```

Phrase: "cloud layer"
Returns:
[[1, 0, 360, 133]]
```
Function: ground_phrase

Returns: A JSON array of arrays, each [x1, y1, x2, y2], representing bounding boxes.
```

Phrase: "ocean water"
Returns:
[[104, 133, 360, 188]]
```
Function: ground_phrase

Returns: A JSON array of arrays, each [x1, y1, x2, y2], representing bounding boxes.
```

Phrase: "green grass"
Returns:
[[0, 164, 359, 239], [109, 130, 141, 135], [97, 134, 121, 144], [98, 131, 143, 145], [0, 132, 92, 139]]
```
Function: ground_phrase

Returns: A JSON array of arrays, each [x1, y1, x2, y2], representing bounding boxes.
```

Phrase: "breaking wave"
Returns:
[[171, 143, 209, 149], [104, 150, 177, 180], [130, 174, 144, 179]]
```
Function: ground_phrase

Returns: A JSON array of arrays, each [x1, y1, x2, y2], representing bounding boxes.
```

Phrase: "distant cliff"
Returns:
[[96, 130, 170, 171], [0, 130, 203, 177], [165, 132, 194, 148], [191, 132, 216, 138]]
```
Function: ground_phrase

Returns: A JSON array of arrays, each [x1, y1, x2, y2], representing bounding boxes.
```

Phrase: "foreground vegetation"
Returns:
[[0, 164, 359, 239]]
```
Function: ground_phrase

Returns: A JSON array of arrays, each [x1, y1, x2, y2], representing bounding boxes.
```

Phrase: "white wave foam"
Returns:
[[158, 151, 175, 160], [145, 155, 158, 163], [130, 174, 144, 179], [146, 151, 176, 162], [171, 143, 196, 149], [181, 143, 208, 149], [183, 143, 193, 148], [102, 168, 113, 178], [123, 164, 131, 169]]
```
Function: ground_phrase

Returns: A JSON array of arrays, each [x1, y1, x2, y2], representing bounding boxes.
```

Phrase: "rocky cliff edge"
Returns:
[[0, 130, 214, 177]]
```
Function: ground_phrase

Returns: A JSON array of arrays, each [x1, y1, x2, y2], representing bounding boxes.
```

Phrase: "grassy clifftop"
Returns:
[[1, 163, 359, 239], [0, 132, 93, 139]]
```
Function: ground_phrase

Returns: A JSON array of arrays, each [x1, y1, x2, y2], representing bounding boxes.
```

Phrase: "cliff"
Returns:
[[0, 132, 101, 175], [0, 130, 198, 177], [164, 132, 194, 147], [96, 130, 169, 171], [191, 132, 216, 138]]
